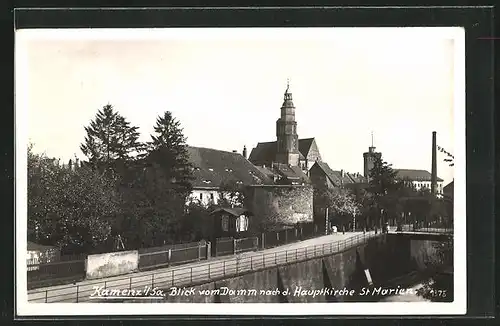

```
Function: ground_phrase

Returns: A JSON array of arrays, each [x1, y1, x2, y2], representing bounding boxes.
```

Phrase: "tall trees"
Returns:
[[80, 104, 142, 172], [367, 155, 400, 228], [28, 144, 120, 253], [134, 111, 195, 245], [145, 111, 194, 196], [32, 105, 197, 250], [314, 186, 361, 229]]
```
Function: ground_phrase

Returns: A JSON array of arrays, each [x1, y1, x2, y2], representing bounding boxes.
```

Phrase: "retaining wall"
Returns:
[[86, 250, 139, 280], [158, 234, 449, 303]]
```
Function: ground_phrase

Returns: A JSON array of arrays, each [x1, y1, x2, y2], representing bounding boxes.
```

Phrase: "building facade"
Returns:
[[186, 146, 274, 206], [248, 83, 322, 175], [394, 169, 444, 197]]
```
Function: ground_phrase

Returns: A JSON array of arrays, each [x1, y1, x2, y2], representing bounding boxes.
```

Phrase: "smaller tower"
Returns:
[[363, 132, 381, 181]]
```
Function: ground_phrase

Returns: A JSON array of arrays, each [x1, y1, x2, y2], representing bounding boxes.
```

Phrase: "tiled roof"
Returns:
[[298, 138, 315, 157], [210, 207, 252, 216], [187, 146, 274, 188], [312, 162, 366, 186], [346, 172, 367, 184], [255, 164, 310, 184], [248, 141, 277, 165], [254, 166, 277, 179], [248, 138, 315, 165], [274, 163, 310, 183], [394, 169, 443, 182]]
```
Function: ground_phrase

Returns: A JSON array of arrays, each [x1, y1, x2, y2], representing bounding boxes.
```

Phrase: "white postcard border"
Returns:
[[15, 26, 466, 316]]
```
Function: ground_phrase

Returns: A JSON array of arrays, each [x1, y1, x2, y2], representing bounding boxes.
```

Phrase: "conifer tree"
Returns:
[[145, 111, 194, 196], [128, 111, 195, 245], [368, 155, 398, 197], [80, 104, 142, 172]]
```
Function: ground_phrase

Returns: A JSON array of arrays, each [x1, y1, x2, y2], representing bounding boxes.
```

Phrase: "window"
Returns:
[[199, 193, 203, 200], [210, 193, 214, 201], [221, 216, 229, 232]]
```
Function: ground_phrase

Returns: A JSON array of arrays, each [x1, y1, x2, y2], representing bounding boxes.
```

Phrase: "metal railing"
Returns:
[[27, 241, 209, 289], [138, 242, 208, 270], [28, 232, 382, 303], [396, 224, 453, 234]]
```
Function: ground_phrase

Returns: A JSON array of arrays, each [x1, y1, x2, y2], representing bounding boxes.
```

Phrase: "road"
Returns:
[[28, 231, 379, 303]]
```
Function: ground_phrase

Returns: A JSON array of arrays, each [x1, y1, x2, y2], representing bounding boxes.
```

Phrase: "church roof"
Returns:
[[248, 139, 317, 165], [298, 138, 316, 157], [187, 146, 274, 189], [393, 169, 443, 182]]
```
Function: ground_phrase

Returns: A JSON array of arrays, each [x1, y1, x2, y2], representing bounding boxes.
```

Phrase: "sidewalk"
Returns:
[[28, 231, 375, 302]]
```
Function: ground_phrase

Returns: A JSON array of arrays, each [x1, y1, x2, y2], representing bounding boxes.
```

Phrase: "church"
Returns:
[[248, 82, 322, 184], [248, 82, 367, 190]]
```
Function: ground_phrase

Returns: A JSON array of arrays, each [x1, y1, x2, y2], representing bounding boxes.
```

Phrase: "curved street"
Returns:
[[28, 231, 378, 303]]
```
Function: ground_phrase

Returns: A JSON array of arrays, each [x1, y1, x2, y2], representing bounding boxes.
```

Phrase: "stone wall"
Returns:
[[86, 250, 139, 280], [159, 234, 449, 303], [245, 185, 313, 230]]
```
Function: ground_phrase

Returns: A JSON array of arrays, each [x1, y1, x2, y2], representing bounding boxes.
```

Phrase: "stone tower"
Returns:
[[363, 132, 381, 181], [275, 80, 300, 166]]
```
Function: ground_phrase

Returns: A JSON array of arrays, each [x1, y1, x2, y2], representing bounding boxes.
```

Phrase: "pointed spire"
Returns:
[[284, 78, 292, 101]]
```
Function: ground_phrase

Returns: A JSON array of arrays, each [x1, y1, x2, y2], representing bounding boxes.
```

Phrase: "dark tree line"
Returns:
[[28, 104, 200, 254], [362, 155, 450, 231], [314, 153, 451, 232]]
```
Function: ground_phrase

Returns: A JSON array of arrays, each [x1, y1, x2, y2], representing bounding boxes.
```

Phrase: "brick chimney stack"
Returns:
[[431, 131, 437, 195], [243, 145, 247, 159]]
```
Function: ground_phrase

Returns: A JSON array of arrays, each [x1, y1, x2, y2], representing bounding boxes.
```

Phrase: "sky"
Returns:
[[16, 28, 459, 185]]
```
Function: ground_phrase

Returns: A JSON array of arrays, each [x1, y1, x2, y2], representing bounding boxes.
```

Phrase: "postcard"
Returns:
[[15, 26, 465, 316]]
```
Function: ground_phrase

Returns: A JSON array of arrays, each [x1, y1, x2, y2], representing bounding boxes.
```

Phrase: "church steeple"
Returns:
[[276, 79, 300, 166]]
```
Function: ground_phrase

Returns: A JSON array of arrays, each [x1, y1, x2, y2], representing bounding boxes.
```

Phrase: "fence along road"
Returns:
[[28, 231, 380, 303]]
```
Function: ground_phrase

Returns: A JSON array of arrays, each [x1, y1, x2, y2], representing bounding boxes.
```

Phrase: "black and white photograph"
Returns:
[[16, 27, 465, 316]]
